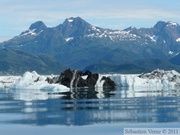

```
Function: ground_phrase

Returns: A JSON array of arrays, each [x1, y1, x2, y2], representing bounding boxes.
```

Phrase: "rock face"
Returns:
[[46, 69, 116, 89]]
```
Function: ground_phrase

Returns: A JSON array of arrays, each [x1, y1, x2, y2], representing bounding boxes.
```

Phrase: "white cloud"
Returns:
[[1, 1, 179, 22]]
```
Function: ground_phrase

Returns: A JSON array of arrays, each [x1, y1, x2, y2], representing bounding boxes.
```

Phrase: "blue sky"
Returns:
[[0, 0, 180, 42]]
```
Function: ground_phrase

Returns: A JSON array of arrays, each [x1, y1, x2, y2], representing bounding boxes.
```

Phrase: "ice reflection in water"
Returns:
[[0, 87, 180, 126]]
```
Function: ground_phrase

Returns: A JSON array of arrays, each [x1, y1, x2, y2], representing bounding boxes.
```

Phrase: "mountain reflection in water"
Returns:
[[0, 87, 180, 126]]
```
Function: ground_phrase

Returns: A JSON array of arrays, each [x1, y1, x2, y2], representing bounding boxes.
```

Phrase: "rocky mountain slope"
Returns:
[[1, 17, 180, 73], [169, 53, 180, 65], [0, 49, 66, 75]]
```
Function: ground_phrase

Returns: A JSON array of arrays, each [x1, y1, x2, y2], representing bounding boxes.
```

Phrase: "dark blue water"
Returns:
[[0, 87, 180, 135]]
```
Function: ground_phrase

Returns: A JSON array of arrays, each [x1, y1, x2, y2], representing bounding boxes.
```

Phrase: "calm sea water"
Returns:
[[0, 87, 180, 135]]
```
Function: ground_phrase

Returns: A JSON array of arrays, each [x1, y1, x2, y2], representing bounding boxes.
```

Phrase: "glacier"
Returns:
[[0, 69, 180, 91]]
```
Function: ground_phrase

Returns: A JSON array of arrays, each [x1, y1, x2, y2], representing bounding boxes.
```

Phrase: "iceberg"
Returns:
[[0, 69, 180, 102], [46, 69, 116, 89], [108, 69, 180, 90], [0, 76, 20, 89], [0, 69, 180, 91], [12, 71, 69, 92]]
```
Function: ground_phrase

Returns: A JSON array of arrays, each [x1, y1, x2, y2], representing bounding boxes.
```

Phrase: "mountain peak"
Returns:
[[63, 17, 90, 25], [153, 21, 167, 30], [29, 21, 47, 32], [123, 26, 137, 32], [166, 21, 179, 27], [19, 21, 47, 37], [154, 21, 179, 30], [58, 17, 92, 37], [66, 17, 81, 23], [67, 17, 74, 23]]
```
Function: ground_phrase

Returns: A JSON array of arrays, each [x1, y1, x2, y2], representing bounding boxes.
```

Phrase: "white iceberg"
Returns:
[[6, 71, 70, 101], [12, 71, 69, 92], [1, 69, 180, 92], [108, 69, 180, 90], [0, 75, 20, 89]]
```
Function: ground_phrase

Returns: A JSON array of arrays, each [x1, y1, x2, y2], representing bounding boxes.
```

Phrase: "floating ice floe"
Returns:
[[13, 71, 69, 92], [0, 69, 180, 91], [108, 69, 180, 90], [0, 76, 19, 89]]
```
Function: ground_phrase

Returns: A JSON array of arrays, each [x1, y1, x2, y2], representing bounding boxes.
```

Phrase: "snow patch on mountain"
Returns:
[[92, 26, 102, 33], [15, 29, 44, 39], [167, 21, 179, 27], [145, 34, 159, 42], [68, 19, 74, 23], [21, 29, 37, 36], [176, 38, 180, 42], [65, 37, 74, 42], [169, 51, 174, 55], [85, 28, 139, 41]]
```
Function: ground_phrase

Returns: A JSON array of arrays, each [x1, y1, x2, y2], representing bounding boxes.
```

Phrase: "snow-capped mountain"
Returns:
[[0, 17, 180, 73], [20, 21, 47, 37], [2, 17, 180, 53], [125, 21, 180, 54], [55, 17, 144, 43]]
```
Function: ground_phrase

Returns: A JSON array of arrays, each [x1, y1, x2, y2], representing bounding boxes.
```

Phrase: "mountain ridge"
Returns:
[[0, 49, 67, 75], [0, 17, 180, 73]]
